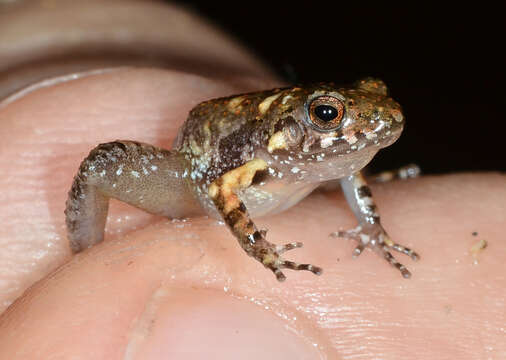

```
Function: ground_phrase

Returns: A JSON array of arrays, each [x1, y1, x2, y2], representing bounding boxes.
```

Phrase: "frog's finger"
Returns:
[[369, 163, 421, 183], [276, 241, 303, 254], [331, 229, 361, 241], [331, 229, 366, 257], [280, 261, 323, 275], [266, 260, 322, 282], [390, 243, 420, 261], [270, 267, 287, 282], [352, 243, 365, 258], [264, 253, 323, 281], [380, 248, 412, 279]]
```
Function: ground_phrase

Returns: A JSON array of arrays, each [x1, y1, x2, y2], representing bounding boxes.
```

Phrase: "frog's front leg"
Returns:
[[208, 159, 322, 281], [336, 172, 419, 278]]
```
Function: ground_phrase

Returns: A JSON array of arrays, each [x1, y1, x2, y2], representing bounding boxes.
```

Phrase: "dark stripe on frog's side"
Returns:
[[217, 122, 262, 175], [176, 87, 306, 184], [251, 169, 269, 185]]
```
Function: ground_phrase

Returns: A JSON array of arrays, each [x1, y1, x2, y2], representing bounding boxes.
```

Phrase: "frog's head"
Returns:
[[263, 78, 404, 180], [295, 78, 404, 153]]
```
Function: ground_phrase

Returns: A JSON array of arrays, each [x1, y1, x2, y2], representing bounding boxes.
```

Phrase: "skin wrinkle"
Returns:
[[123, 285, 168, 360], [0, 67, 125, 109], [0, 1, 505, 359]]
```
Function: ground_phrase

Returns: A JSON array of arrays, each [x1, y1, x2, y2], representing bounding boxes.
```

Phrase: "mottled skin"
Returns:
[[65, 78, 419, 281]]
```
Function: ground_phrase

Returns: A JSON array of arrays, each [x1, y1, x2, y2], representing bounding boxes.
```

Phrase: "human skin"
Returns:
[[0, 1, 505, 359]]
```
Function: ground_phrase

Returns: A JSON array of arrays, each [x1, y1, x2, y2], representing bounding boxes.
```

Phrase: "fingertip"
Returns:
[[126, 288, 326, 360]]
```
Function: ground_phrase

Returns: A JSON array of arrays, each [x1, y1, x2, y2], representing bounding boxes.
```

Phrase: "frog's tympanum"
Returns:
[[65, 78, 419, 281]]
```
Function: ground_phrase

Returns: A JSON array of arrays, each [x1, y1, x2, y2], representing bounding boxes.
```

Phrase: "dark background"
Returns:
[[177, 2, 505, 174]]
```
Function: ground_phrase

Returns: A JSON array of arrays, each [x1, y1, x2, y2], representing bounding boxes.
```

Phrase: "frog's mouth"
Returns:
[[301, 125, 403, 156]]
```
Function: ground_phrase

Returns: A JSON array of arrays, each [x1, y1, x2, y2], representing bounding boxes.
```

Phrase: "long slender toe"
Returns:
[[281, 261, 323, 275], [276, 241, 303, 254], [262, 243, 322, 281], [271, 267, 286, 282], [391, 243, 420, 261], [382, 249, 411, 278]]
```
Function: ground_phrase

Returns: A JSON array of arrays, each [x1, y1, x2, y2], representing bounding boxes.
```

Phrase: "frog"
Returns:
[[65, 77, 419, 281]]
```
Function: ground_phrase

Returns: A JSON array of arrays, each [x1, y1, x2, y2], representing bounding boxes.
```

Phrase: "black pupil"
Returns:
[[315, 105, 338, 122]]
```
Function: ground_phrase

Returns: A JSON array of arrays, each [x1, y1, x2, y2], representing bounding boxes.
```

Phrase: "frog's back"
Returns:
[[173, 88, 288, 184]]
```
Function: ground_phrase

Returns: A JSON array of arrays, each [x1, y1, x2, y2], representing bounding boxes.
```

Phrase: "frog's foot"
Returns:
[[259, 241, 323, 282], [332, 225, 419, 278], [370, 163, 421, 183]]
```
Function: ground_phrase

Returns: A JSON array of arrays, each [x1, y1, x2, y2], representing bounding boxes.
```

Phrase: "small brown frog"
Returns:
[[65, 78, 419, 281]]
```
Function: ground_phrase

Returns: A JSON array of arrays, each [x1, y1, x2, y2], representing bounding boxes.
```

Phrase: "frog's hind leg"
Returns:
[[208, 159, 322, 281], [65, 141, 202, 253], [334, 172, 419, 278]]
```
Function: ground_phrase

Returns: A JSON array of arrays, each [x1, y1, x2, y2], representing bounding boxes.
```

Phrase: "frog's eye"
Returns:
[[308, 96, 344, 131]]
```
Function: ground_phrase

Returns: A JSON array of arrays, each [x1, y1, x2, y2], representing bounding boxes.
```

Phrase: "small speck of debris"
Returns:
[[470, 238, 488, 264], [472, 231, 478, 236]]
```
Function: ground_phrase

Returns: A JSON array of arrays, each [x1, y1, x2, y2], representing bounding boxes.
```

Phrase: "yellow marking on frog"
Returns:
[[281, 95, 294, 104], [209, 158, 268, 214], [208, 183, 219, 199], [258, 93, 282, 115], [267, 131, 288, 153], [227, 96, 245, 111]]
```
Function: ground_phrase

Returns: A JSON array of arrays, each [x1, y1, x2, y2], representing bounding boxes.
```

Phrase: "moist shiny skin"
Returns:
[[65, 78, 420, 281]]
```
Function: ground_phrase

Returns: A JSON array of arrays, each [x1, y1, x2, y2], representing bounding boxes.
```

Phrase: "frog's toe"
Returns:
[[280, 260, 323, 276], [275, 241, 303, 254], [270, 261, 323, 282], [263, 244, 323, 282], [332, 225, 419, 278], [333, 227, 366, 257], [389, 241, 420, 261], [370, 163, 421, 183], [379, 246, 412, 278]]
